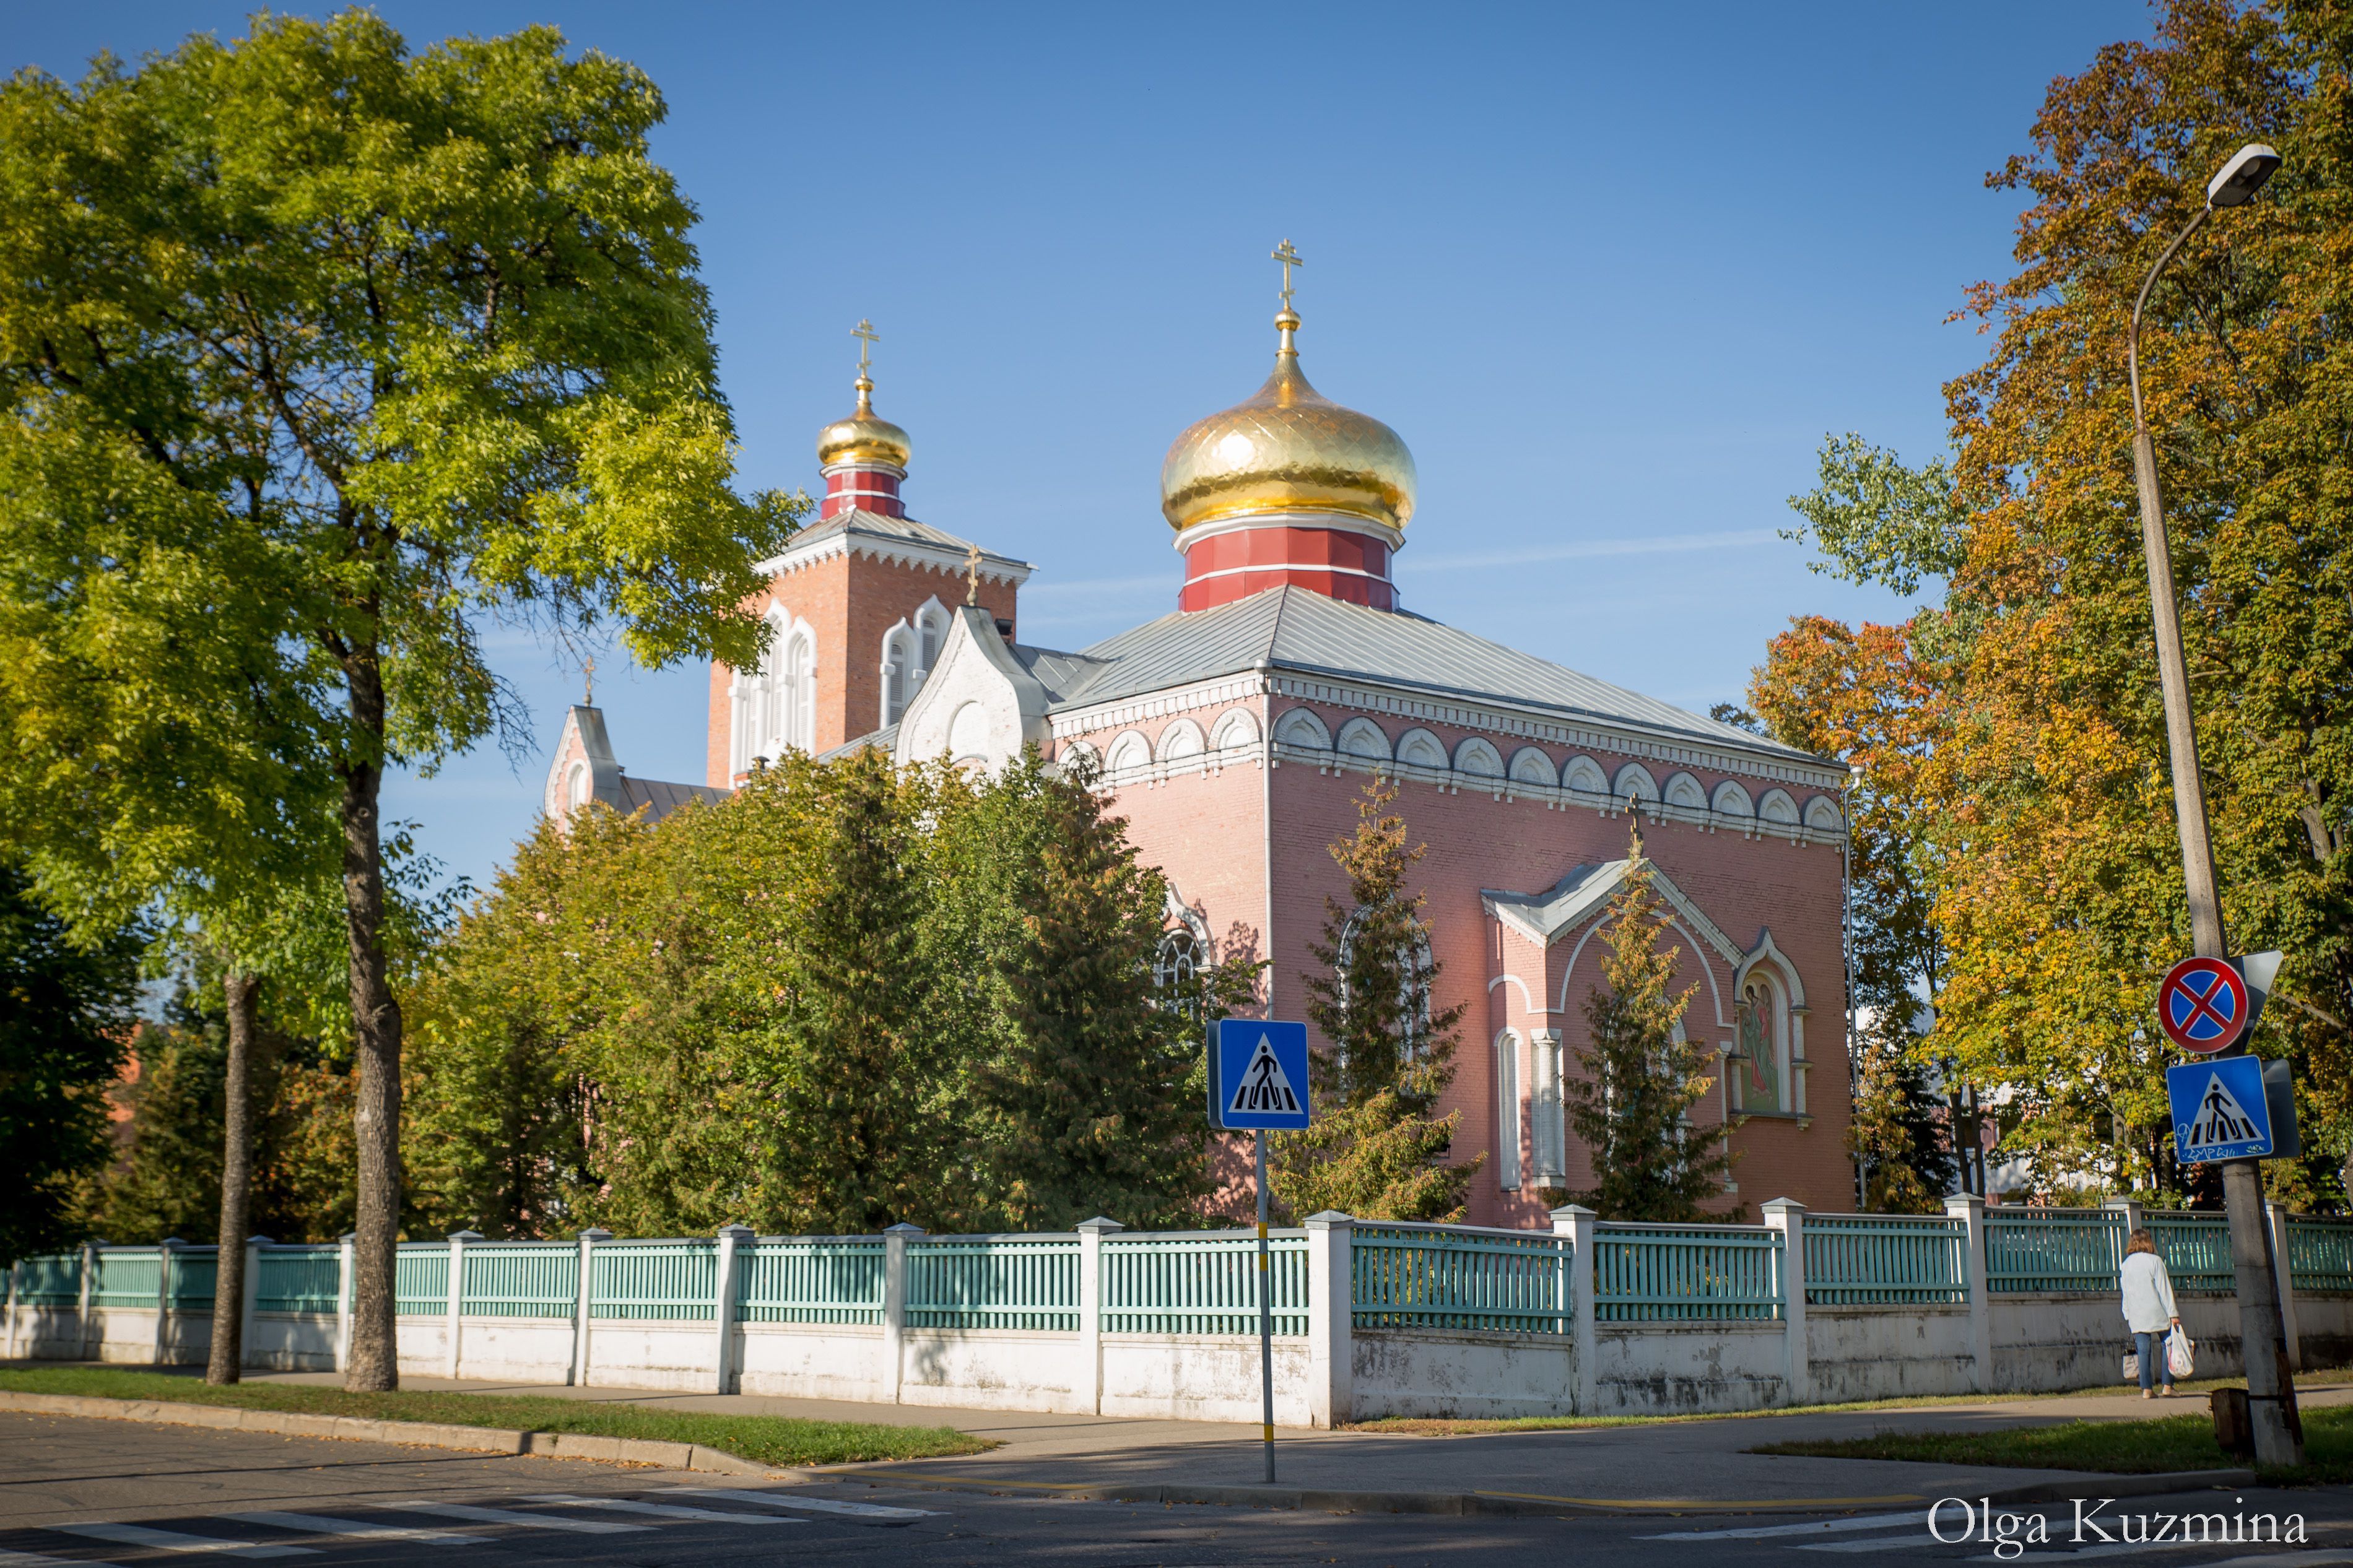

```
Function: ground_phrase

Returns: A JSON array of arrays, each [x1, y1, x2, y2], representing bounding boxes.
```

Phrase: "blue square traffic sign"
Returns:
[[1209, 1019, 1312, 1130], [2167, 1055, 2274, 1164]]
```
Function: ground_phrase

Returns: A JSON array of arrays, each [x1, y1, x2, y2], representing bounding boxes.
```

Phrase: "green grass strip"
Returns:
[[0, 1365, 988, 1467], [1751, 1402, 2352, 1486]]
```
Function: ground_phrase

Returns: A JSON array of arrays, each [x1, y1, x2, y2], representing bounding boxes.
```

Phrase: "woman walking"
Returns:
[[2120, 1228, 2181, 1398]]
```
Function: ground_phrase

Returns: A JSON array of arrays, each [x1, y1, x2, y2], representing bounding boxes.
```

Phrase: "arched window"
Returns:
[[1494, 1029, 1521, 1191], [1734, 973, 1784, 1114], [1154, 927, 1204, 1018], [1334, 909, 1436, 1070], [881, 623, 917, 727], [564, 761, 591, 811], [915, 602, 947, 678], [781, 630, 816, 753]]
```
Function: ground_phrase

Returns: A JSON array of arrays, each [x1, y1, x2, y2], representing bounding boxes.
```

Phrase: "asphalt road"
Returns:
[[6, 1411, 2353, 1567]]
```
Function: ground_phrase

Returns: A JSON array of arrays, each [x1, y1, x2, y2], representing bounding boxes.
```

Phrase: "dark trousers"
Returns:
[[2134, 1329, 2168, 1390]]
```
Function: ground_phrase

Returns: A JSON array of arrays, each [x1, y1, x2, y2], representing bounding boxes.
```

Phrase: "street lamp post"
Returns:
[[2127, 141, 2301, 1468]]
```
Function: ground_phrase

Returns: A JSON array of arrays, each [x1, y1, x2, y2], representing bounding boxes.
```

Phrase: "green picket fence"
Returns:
[[256, 1245, 342, 1314], [1985, 1209, 2125, 1293], [461, 1243, 579, 1318], [1590, 1223, 1783, 1322], [1804, 1214, 1968, 1305], [2147, 1213, 2235, 1295], [907, 1236, 1081, 1331], [1100, 1231, 1308, 1336], [591, 1241, 718, 1321], [169, 1248, 219, 1310], [736, 1238, 885, 1325], [1352, 1223, 1569, 1333], [2289, 1217, 2353, 1295], [89, 1247, 163, 1308], [14, 1254, 81, 1306], [395, 1244, 450, 1317]]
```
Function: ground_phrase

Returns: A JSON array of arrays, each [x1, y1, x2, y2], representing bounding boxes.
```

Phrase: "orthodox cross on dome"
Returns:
[[965, 542, 983, 605], [583, 655, 596, 707], [1271, 239, 1304, 314], [852, 318, 879, 375]]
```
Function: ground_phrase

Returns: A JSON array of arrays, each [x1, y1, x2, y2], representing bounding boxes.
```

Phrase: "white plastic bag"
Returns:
[[2122, 1348, 2140, 1382], [2167, 1325, 2196, 1380]]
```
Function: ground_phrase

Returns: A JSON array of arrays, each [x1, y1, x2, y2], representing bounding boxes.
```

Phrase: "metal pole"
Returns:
[[2128, 205, 2303, 1468], [1256, 1128, 1274, 1484]]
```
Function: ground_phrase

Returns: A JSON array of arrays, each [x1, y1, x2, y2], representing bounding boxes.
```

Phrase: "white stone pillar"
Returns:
[[713, 1224, 752, 1394], [240, 1235, 269, 1372], [2268, 1204, 2301, 1372], [1552, 1205, 1596, 1414], [77, 1240, 100, 1360], [334, 1234, 356, 1374], [1763, 1198, 1809, 1406], [571, 1228, 610, 1387], [1303, 1212, 1353, 1428], [882, 1224, 923, 1405], [2103, 1197, 2144, 1240], [1530, 1031, 1565, 1185], [1945, 1194, 1993, 1393], [1076, 1217, 1123, 1416], [443, 1231, 480, 1381], [153, 1238, 183, 1367]]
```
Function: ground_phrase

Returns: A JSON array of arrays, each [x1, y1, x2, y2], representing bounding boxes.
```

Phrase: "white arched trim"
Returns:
[[1395, 726, 1450, 769], [1711, 779, 1755, 818], [1563, 755, 1610, 795], [1336, 716, 1393, 761], [1757, 787, 1801, 826], [1557, 912, 1728, 1033], [1612, 762, 1659, 802], [912, 596, 951, 678], [1663, 771, 1708, 811], [1155, 717, 1206, 763], [1058, 737, 1102, 781], [1455, 737, 1505, 778], [1508, 746, 1558, 787], [1486, 971, 1535, 1012], [1104, 729, 1152, 774], [1804, 795, 1846, 832], [1163, 883, 1212, 949], [1733, 927, 1807, 1010], [1273, 706, 1333, 750], [1211, 707, 1261, 752]]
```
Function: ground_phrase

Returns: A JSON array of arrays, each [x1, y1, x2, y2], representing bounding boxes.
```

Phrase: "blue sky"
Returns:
[[9, 1, 2152, 899]]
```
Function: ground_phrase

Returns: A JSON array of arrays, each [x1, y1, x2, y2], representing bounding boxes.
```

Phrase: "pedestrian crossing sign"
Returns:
[[1209, 1020, 1313, 1130], [2167, 1055, 2274, 1164]]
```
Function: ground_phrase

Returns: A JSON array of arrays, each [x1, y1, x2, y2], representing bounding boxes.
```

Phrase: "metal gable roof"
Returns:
[[1041, 586, 1824, 769]]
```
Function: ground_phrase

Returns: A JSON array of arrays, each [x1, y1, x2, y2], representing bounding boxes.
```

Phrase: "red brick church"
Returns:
[[545, 267, 1858, 1222]]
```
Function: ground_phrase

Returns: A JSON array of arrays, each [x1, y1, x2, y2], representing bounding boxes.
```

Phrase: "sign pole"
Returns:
[[1255, 1127, 1274, 1484]]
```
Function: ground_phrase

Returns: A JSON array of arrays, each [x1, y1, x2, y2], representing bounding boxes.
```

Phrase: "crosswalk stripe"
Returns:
[[48, 1523, 316, 1559], [0, 1551, 114, 1568], [219, 1512, 487, 1544], [660, 1488, 939, 1521], [1639, 1510, 1927, 1541], [518, 1494, 797, 1525], [377, 1502, 648, 1535]]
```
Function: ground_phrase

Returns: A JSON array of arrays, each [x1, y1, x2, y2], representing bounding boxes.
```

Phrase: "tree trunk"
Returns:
[[205, 968, 261, 1385], [341, 648, 404, 1392]]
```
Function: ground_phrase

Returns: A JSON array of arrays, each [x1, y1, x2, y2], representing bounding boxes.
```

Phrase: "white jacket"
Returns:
[[2119, 1251, 2179, 1333]]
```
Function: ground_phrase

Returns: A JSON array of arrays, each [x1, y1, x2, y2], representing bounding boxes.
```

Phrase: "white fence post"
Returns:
[[77, 1239, 99, 1360], [1763, 1198, 1809, 1406], [334, 1234, 356, 1372], [443, 1231, 479, 1381], [1076, 1217, 1123, 1416], [713, 1225, 751, 1394], [572, 1229, 609, 1387], [1552, 1205, 1596, 1414], [1303, 1212, 1353, 1428], [2103, 1196, 2144, 1239], [1945, 1193, 1992, 1392], [241, 1235, 269, 1371], [2268, 1204, 2300, 1372], [153, 1238, 182, 1367], [882, 1223, 923, 1405]]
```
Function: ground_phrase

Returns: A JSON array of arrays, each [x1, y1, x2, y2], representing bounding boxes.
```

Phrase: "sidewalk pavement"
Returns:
[[211, 1367, 2351, 1516]]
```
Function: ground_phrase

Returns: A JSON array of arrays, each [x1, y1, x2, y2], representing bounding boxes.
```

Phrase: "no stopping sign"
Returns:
[[2157, 956, 2251, 1054]]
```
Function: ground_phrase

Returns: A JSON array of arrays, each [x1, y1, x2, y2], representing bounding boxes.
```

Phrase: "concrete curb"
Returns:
[[820, 1464, 2261, 1519], [0, 1390, 787, 1477]]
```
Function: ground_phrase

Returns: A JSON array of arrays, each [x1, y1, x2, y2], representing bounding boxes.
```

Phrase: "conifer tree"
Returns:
[[1273, 778, 1477, 1221], [1562, 833, 1737, 1220]]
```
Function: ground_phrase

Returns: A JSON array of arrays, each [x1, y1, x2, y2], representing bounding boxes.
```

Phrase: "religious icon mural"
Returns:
[[1737, 978, 1780, 1114]]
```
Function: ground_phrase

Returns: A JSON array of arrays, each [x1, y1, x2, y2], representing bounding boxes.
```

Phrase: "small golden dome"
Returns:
[[1160, 310, 1416, 534], [817, 374, 911, 470]]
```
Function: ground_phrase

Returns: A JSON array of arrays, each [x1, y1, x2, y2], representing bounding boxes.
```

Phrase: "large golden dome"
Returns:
[[817, 373, 911, 470], [1160, 309, 1416, 534]]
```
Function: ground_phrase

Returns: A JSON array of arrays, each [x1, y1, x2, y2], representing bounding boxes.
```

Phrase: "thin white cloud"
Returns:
[[1412, 527, 1783, 572]]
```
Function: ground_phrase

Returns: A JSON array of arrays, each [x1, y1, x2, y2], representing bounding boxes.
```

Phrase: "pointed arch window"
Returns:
[[1733, 972, 1785, 1114], [881, 623, 917, 727], [1334, 909, 1436, 1073], [781, 629, 815, 753]]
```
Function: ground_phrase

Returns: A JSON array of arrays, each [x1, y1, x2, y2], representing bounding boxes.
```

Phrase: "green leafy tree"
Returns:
[[1273, 779, 1477, 1221], [0, 864, 142, 1263], [0, 13, 798, 1386], [1562, 838, 1737, 1221]]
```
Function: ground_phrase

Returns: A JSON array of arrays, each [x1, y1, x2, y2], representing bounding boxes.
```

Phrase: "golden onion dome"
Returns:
[[816, 374, 911, 470], [1160, 309, 1416, 535]]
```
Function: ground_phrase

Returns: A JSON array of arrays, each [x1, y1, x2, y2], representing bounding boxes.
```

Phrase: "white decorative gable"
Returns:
[[893, 606, 1051, 770]]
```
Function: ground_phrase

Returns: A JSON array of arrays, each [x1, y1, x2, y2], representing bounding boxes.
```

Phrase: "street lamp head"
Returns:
[[2206, 143, 2281, 209]]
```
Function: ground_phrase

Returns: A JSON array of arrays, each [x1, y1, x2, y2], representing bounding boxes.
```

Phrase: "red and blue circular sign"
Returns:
[[2157, 956, 2250, 1055]]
